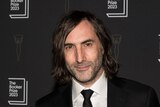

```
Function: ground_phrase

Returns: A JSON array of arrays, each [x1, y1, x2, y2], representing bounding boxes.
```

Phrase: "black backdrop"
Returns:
[[0, 0, 160, 106]]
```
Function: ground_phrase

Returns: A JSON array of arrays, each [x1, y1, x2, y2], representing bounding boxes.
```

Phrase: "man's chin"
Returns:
[[74, 77, 93, 84]]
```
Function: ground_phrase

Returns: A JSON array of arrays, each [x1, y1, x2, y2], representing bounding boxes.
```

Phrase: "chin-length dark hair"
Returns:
[[51, 10, 119, 84]]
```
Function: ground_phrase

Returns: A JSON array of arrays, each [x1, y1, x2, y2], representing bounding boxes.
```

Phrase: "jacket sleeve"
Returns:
[[145, 87, 160, 107]]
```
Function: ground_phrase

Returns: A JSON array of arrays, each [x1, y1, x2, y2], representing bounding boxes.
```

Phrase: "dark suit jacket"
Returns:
[[36, 77, 160, 107]]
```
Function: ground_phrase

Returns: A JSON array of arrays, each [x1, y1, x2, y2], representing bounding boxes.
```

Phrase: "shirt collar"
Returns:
[[90, 72, 107, 98], [72, 71, 107, 101], [72, 78, 84, 101]]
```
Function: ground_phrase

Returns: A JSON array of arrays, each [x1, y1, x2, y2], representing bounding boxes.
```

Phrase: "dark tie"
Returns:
[[81, 89, 94, 107]]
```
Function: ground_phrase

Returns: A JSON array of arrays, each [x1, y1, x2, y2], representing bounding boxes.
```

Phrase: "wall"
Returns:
[[0, 0, 160, 106]]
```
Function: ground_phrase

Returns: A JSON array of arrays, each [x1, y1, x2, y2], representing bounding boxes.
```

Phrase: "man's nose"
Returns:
[[75, 47, 85, 63]]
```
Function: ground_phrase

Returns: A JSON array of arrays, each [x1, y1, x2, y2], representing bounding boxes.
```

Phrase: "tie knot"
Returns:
[[81, 89, 94, 100]]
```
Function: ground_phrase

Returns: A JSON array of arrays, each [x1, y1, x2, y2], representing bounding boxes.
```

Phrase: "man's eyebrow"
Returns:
[[64, 39, 94, 46], [64, 43, 73, 46], [81, 39, 94, 44]]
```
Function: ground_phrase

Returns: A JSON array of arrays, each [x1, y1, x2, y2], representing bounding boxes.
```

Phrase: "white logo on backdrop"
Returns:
[[9, 0, 29, 19], [106, 0, 128, 18], [8, 78, 28, 105]]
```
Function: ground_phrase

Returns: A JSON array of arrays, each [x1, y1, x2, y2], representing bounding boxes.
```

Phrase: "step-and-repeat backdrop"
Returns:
[[0, 0, 160, 106]]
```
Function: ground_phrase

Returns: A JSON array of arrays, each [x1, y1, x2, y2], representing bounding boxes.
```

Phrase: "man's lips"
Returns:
[[75, 65, 90, 71]]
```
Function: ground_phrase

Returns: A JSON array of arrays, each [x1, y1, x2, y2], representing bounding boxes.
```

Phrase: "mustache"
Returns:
[[73, 61, 92, 67]]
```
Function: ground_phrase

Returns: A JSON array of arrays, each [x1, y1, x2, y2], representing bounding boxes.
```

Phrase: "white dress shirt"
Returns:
[[72, 72, 108, 107]]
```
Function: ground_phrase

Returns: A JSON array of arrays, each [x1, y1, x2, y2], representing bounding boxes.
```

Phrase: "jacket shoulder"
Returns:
[[35, 83, 72, 107], [112, 77, 156, 92], [111, 77, 160, 106], [35, 92, 55, 107]]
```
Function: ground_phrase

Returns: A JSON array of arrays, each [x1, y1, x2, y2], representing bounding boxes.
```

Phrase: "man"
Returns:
[[36, 10, 160, 107]]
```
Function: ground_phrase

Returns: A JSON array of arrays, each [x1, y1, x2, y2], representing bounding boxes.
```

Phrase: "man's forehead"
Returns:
[[64, 20, 98, 44]]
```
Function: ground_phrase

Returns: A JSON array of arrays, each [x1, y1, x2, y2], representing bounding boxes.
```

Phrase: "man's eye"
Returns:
[[84, 42, 93, 47], [65, 45, 73, 50]]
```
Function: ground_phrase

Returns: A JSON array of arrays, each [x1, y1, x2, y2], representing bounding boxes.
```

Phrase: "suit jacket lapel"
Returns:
[[108, 77, 128, 107]]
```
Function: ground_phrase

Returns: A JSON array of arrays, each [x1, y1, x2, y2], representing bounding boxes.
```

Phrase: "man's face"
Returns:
[[64, 20, 104, 87]]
